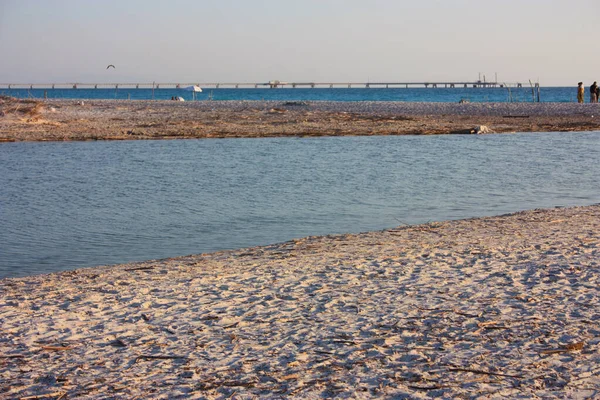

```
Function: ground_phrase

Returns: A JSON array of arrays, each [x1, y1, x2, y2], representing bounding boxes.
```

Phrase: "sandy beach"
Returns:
[[1, 204, 599, 399], [1, 97, 600, 142]]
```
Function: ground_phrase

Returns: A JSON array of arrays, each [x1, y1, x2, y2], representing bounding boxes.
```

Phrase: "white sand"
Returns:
[[1, 205, 599, 399]]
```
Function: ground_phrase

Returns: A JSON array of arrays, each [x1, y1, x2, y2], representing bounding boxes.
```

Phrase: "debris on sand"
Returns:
[[0, 96, 44, 120]]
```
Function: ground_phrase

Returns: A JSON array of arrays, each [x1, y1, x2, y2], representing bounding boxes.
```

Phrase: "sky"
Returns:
[[0, 0, 598, 86]]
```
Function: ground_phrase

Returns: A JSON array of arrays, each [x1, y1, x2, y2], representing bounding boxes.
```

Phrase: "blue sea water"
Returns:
[[1, 132, 599, 278], [0, 86, 581, 103]]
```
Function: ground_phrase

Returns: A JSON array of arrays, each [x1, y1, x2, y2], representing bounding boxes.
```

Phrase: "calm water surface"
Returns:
[[1, 132, 599, 278], [1, 86, 581, 103]]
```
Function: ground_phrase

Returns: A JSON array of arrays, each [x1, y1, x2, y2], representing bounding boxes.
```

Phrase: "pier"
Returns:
[[0, 81, 529, 90]]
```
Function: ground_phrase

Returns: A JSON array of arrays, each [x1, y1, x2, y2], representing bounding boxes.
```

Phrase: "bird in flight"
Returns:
[[106, 65, 115, 69]]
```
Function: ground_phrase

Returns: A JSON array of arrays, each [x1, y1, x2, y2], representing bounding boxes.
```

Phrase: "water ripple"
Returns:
[[1, 132, 599, 278]]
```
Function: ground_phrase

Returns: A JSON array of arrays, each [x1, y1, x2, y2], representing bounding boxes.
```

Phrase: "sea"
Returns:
[[0, 86, 582, 103], [1, 132, 599, 278]]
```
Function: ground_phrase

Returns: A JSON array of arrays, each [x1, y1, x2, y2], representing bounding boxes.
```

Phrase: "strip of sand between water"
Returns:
[[2, 98, 600, 141]]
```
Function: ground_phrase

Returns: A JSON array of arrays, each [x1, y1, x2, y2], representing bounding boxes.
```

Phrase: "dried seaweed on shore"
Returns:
[[0, 96, 43, 119]]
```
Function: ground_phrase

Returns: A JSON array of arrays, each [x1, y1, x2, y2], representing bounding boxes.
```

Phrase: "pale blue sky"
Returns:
[[1, 0, 598, 85]]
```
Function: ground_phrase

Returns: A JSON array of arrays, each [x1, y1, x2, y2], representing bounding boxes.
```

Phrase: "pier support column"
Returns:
[[424, 84, 429, 88], [348, 84, 351, 88]]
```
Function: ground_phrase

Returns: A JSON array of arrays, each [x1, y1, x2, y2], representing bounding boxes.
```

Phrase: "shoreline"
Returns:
[[2, 98, 600, 142], [2, 204, 599, 398]]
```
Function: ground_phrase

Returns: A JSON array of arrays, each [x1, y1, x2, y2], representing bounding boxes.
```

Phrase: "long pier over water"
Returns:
[[0, 81, 529, 90]]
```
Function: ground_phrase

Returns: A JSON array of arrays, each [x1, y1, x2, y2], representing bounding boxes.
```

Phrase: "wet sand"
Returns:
[[1, 97, 600, 142], [1, 205, 599, 399]]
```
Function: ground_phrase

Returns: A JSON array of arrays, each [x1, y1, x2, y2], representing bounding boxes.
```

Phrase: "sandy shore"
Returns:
[[1, 97, 600, 141], [1, 205, 599, 399]]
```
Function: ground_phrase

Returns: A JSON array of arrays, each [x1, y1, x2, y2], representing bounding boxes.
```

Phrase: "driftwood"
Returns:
[[124, 266, 155, 272], [134, 354, 188, 362], [540, 342, 585, 354], [20, 392, 66, 400], [40, 346, 72, 351], [447, 367, 523, 379]]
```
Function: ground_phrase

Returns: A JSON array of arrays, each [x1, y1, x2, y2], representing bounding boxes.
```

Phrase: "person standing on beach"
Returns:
[[577, 82, 584, 103], [596, 85, 600, 103], [590, 81, 598, 103]]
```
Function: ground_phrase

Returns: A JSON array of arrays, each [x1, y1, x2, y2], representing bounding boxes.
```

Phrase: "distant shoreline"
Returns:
[[1, 98, 600, 142]]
